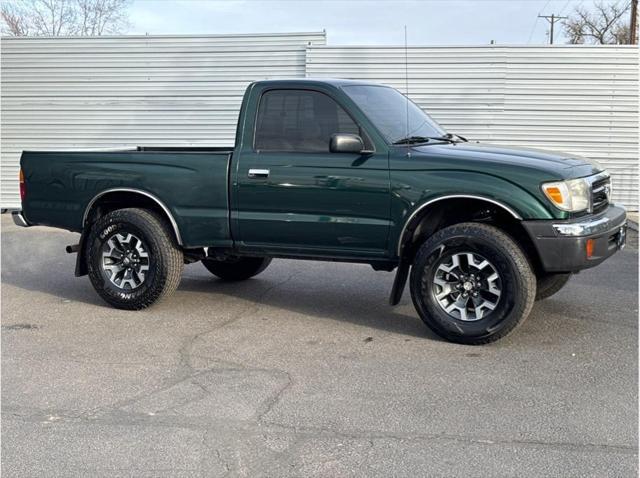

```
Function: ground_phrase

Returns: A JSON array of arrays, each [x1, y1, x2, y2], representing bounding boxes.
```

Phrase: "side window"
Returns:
[[254, 89, 366, 153]]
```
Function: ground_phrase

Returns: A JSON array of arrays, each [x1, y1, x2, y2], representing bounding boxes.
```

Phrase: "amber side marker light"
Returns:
[[545, 186, 564, 205], [19, 168, 26, 201], [586, 239, 595, 259]]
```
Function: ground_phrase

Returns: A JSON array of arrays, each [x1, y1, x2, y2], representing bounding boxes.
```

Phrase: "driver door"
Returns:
[[234, 87, 391, 258]]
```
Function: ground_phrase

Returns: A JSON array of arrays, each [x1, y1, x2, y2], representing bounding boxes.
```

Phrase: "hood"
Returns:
[[410, 141, 602, 178]]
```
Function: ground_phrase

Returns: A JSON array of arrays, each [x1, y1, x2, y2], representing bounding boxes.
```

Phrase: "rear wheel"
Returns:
[[535, 273, 571, 301], [409, 223, 536, 345], [86, 208, 183, 310], [202, 256, 271, 281]]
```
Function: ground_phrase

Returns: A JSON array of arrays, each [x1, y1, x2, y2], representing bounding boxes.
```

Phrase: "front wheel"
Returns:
[[409, 223, 536, 345], [86, 208, 184, 310], [202, 256, 272, 281]]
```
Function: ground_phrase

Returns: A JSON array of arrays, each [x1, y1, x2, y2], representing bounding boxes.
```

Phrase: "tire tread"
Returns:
[[410, 222, 536, 345], [87, 208, 183, 310]]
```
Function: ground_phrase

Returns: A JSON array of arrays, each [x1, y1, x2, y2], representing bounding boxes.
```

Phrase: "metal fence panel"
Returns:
[[307, 45, 639, 210], [2, 39, 637, 211], [0, 32, 325, 208]]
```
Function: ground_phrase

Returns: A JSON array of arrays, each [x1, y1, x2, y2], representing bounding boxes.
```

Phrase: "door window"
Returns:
[[254, 89, 367, 153]]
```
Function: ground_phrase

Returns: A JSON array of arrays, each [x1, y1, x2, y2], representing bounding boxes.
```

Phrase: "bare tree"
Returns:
[[1, 0, 130, 36], [612, 22, 631, 43], [563, 1, 632, 44], [1, 2, 31, 36], [76, 0, 130, 35], [30, 0, 77, 36]]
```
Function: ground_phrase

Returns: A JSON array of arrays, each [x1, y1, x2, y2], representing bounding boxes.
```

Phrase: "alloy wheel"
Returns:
[[431, 252, 502, 321], [101, 232, 150, 290]]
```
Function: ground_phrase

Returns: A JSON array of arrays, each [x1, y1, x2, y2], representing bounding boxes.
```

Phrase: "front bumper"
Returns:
[[12, 210, 30, 227], [523, 205, 627, 273]]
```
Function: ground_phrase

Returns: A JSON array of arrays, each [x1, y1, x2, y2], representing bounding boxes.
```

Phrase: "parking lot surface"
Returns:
[[1, 214, 638, 477]]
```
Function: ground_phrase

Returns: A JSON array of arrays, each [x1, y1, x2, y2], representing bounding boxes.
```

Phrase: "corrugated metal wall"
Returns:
[[306, 45, 639, 209], [1, 38, 637, 210], [0, 32, 326, 208]]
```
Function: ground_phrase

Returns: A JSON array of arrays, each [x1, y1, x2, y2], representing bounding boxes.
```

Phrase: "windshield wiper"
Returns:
[[417, 133, 468, 144], [392, 136, 431, 145], [392, 134, 468, 146], [443, 133, 468, 142], [395, 135, 455, 145]]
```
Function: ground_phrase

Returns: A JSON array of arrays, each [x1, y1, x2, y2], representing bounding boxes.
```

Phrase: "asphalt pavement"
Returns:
[[1, 213, 638, 477]]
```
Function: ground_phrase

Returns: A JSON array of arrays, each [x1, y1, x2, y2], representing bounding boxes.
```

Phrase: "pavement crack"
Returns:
[[255, 370, 294, 422], [176, 272, 299, 375], [256, 270, 300, 303], [258, 421, 638, 455], [4, 404, 636, 456]]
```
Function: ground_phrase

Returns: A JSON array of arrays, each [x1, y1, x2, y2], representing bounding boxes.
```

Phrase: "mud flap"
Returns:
[[389, 260, 410, 305], [74, 229, 89, 277]]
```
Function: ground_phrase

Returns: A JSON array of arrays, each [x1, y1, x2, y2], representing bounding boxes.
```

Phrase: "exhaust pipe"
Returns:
[[66, 244, 80, 253]]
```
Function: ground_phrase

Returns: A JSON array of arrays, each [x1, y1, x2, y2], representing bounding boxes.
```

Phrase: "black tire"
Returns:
[[86, 208, 183, 310], [409, 222, 536, 345], [202, 256, 272, 281], [535, 273, 571, 301]]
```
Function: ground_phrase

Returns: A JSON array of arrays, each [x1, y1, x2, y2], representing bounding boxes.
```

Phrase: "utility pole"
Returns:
[[631, 0, 638, 44], [538, 13, 568, 44]]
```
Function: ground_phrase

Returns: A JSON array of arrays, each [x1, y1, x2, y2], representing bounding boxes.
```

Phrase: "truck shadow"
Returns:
[[1, 237, 436, 339], [3, 219, 637, 342], [1, 265, 101, 306], [177, 271, 438, 340]]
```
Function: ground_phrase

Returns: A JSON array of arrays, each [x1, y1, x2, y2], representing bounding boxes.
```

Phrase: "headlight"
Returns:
[[541, 178, 590, 212]]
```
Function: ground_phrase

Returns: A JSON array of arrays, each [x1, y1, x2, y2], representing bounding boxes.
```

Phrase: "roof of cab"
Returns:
[[250, 78, 387, 88]]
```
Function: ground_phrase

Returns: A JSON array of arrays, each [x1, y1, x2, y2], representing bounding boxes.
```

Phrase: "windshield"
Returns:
[[342, 85, 446, 144]]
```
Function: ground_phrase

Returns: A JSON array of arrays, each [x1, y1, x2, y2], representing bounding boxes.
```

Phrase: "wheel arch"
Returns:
[[397, 195, 521, 256], [82, 188, 183, 246], [395, 195, 543, 275]]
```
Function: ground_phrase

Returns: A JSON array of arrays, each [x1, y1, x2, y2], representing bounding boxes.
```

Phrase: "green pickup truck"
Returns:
[[14, 79, 627, 344]]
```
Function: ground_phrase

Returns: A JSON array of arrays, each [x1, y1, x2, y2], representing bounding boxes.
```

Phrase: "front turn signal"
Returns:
[[541, 178, 590, 212], [586, 238, 595, 258]]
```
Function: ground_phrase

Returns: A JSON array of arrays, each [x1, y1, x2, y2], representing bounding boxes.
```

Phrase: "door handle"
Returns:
[[248, 168, 270, 178]]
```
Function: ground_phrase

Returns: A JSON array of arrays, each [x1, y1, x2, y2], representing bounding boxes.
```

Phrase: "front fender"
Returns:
[[389, 170, 554, 256]]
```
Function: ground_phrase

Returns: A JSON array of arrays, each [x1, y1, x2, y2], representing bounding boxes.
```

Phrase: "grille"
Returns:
[[590, 175, 610, 214]]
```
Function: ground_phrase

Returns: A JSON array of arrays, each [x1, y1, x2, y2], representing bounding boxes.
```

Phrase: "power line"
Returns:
[[527, 0, 553, 43], [538, 13, 568, 44], [558, 0, 573, 14]]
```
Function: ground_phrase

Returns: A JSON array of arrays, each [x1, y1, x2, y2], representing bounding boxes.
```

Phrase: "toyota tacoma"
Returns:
[[13, 79, 627, 344]]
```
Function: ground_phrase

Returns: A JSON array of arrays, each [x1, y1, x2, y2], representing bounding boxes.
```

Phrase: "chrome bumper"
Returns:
[[552, 204, 627, 236], [522, 204, 627, 273], [12, 211, 29, 227]]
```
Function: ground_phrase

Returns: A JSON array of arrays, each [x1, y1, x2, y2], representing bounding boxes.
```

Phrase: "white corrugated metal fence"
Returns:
[[0, 32, 325, 208], [307, 45, 639, 209], [1, 37, 637, 210]]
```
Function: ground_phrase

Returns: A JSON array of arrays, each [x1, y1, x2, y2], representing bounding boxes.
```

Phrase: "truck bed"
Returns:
[[20, 148, 233, 248]]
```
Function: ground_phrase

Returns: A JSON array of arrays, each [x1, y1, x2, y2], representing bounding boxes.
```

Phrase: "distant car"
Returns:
[[13, 79, 627, 344]]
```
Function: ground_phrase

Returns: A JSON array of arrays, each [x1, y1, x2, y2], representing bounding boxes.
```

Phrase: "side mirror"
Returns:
[[330, 133, 367, 154]]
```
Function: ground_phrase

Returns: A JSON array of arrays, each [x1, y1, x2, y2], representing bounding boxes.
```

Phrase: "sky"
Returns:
[[127, 0, 607, 45]]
